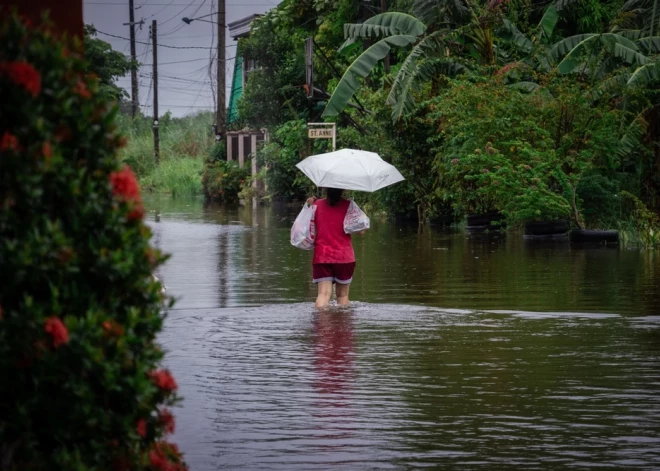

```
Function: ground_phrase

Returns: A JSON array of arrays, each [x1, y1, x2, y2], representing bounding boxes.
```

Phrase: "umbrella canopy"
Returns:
[[296, 148, 405, 192]]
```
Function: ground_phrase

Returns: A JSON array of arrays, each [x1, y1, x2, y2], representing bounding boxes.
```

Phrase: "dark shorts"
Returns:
[[312, 262, 356, 284]]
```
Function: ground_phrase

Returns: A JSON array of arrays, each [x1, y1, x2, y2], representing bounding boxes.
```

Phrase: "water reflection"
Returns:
[[144, 195, 660, 315], [147, 197, 660, 470], [311, 309, 355, 420]]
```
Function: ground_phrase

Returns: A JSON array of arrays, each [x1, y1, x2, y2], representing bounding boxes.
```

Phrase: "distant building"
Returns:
[[226, 14, 268, 203]]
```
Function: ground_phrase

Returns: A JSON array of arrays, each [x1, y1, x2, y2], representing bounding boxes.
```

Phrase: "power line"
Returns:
[[96, 29, 215, 49], [159, 0, 207, 36], [142, 57, 209, 65]]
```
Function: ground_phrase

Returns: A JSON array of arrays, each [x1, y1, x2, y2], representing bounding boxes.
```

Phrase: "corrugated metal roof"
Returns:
[[228, 14, 261, 40]]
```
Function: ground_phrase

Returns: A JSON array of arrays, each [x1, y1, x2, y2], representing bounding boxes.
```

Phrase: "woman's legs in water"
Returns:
[[336, 282, 350, 306], [315, 281, 333, 308]]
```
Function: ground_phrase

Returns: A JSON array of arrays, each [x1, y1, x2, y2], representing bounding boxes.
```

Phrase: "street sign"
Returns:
[[308, 128, 334, 139]]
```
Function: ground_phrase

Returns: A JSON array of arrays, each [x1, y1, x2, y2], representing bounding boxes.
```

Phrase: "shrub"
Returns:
[[202, 160, 250, 203], [0, 14, 187, 470]]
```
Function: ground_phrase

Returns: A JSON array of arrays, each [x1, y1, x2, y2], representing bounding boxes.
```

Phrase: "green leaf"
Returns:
[[343, 13, 426, 40], [616, 110, 649, 158], [539, 6, 559, 40], [554, 33, 647, 73], [627, 61, 660, 87], [549, 34, 597, 63], [322, 35, 418, 118], [501, 19, 533, 53], [637, 36, 660, 53]]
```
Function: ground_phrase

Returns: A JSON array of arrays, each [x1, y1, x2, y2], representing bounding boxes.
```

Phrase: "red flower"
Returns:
[[136, 418, 147, 438], [158, 409, 175, 435], [0, 61, 41, 97], [103, 320, 125, 337], [482, 168, 489, 173], [149, 442, 184, 471], [128, 203, 144, 222], [73, 81, 91, 99], [110, 166, 141, 202], [44, 316, 69, 347], [149, 369, 178, 393], [451, 159, 459, 165], [42, 142, 52, 162], [1, 132, 20, 151]]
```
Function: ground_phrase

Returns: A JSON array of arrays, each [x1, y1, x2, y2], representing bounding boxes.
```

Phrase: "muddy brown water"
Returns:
[[146, 196, 660, 470]]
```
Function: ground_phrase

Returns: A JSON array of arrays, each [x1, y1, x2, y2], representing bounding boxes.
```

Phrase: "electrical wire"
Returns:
[[96, 30, 215, 49]]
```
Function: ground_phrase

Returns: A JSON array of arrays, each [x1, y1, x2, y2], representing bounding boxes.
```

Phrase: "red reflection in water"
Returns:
[[312, 310, 355, 420]]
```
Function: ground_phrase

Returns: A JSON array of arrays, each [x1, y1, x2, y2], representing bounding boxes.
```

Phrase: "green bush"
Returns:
[[202, 160, 250, 203], [0, 14, 187, 470], [430, 79, 621, 227]]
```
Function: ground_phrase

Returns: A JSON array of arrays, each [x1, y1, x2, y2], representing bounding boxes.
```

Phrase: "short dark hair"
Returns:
[[326, 188, 344, 206]]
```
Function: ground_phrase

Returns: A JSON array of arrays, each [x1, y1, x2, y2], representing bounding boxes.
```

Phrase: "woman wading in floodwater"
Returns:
[[307, 188, 365, 309]]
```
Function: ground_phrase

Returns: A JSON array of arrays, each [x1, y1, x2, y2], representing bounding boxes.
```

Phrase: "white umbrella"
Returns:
[[295, 148, 405, 192]]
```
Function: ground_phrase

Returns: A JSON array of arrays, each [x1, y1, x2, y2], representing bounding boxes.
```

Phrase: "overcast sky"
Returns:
[[83, 0, 282, 117]]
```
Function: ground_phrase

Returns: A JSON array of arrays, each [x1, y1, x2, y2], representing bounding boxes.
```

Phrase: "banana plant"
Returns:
[[322, 12, 465, 122]]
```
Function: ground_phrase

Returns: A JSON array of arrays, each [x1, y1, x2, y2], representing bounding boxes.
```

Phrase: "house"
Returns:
[[226, 14, 267, 185]]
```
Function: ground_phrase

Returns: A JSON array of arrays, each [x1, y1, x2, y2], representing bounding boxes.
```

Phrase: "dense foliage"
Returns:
[[84, 24, 133, 102], [119, 112, 213, 196], [232, 0, 660, 243], [0, 14, 187, 470]]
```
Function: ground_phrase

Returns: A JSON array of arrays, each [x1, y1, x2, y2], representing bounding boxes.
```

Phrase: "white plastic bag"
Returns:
[[290, 203, 316, 250], [343, 200, 370, 234]]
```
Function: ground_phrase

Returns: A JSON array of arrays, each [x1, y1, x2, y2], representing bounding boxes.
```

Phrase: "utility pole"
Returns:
[[381, 0, 390, 73], [151, 20, 159, 164], [128, 0, 138, 117], [216, 0, 226, 141]]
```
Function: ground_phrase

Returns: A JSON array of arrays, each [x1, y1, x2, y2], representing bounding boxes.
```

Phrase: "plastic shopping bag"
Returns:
[[343, 200, 370, 234], [290, 203, 316, 250]]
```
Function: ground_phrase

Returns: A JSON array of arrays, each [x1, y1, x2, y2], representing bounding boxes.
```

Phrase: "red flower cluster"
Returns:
[[136, 418, 148, 438], [149, 442, 186, 471], [44, 316, 69, 347], [110, 166, 141, 202], [128, 205, 145, 222], [1, 132, 20, 151], [149, 369, 178, 393], [158, 408, 175, 435], [73, 81, 92, 99], [0, 61, 41, 97]]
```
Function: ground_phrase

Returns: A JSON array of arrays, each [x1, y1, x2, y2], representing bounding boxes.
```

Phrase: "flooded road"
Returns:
[[147, 196, 660, 470]]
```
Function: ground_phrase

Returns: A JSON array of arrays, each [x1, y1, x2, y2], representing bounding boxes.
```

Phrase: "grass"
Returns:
[[117, 111, 214, 196]]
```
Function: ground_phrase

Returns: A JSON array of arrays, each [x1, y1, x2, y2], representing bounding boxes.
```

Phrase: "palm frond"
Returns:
[[343, 12, 426, 40], [413, 0, 471, 25], [548, 34, 597, 63], [501, 19, 533, 53], [539, 6, 559, 40], [637, 36, 660, 53], [617, 110, 649, 158], [627, 61, 660, 86], [322, 35, 419, 118]]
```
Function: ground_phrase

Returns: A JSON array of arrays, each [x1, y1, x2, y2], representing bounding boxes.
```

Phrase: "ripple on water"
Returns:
[[159, 303, 660, 470]]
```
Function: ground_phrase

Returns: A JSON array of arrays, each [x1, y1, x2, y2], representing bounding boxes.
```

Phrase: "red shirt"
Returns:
[[312, 198, 355, 264]]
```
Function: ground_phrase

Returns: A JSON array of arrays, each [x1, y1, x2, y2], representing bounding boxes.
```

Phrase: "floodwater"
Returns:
[[146, 196, 660, 470]]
